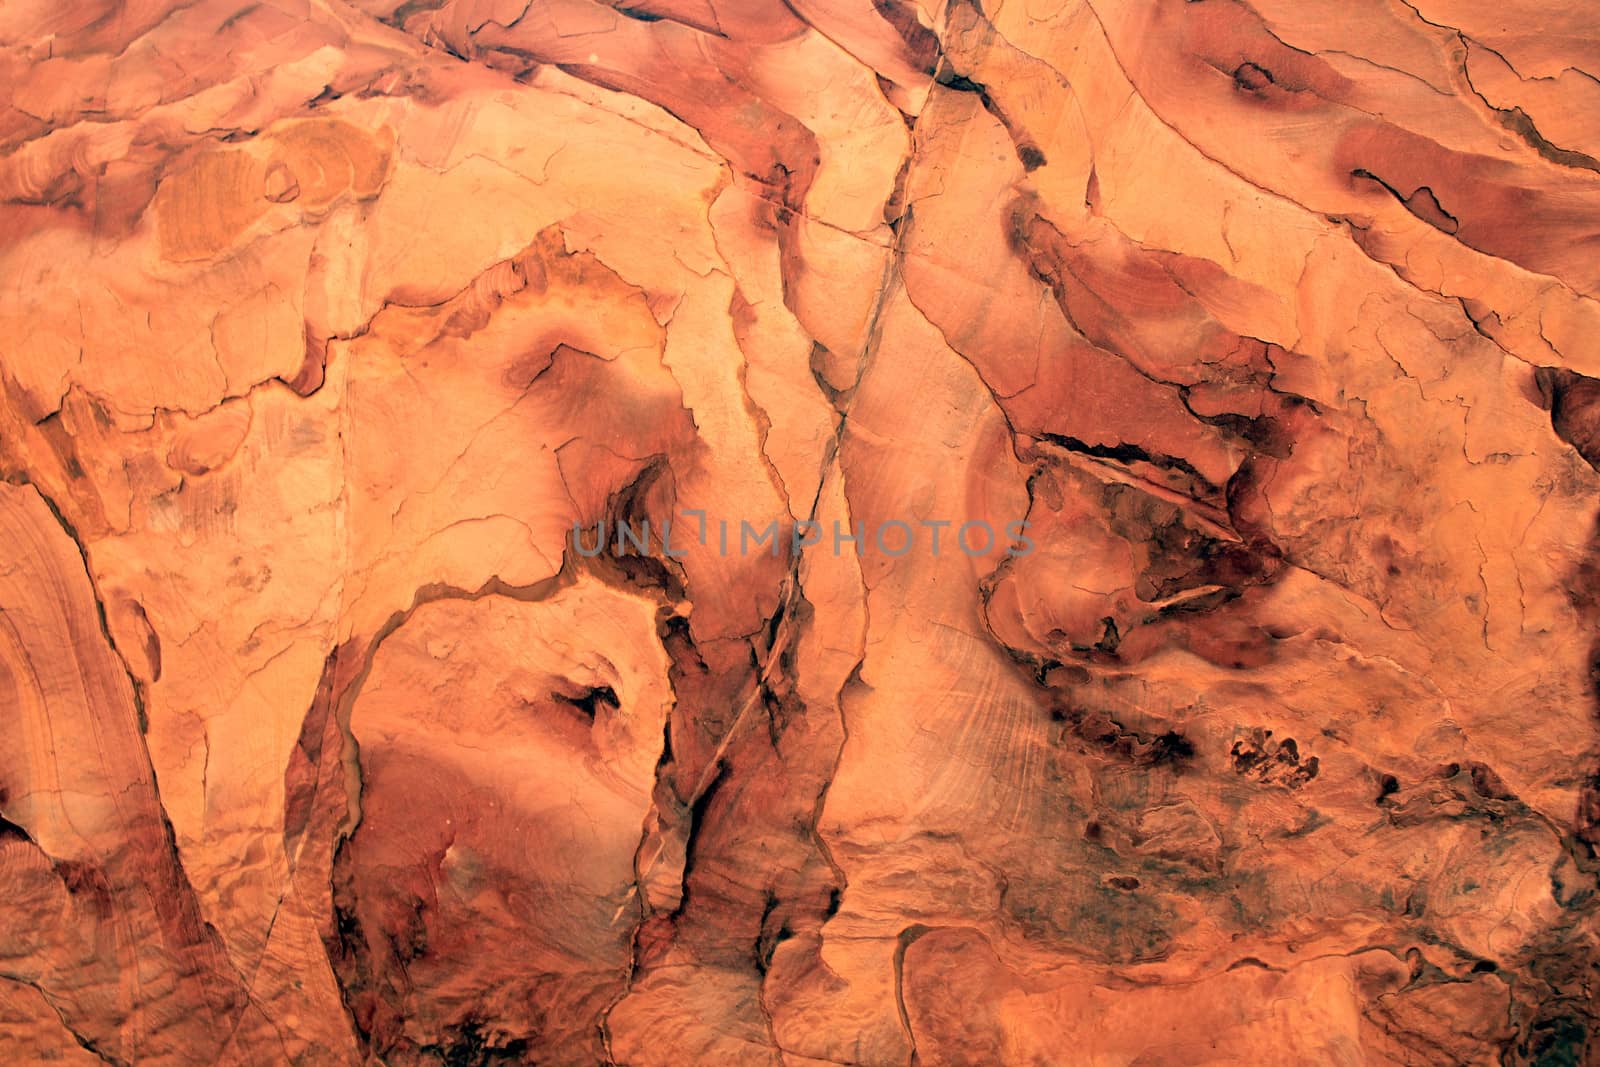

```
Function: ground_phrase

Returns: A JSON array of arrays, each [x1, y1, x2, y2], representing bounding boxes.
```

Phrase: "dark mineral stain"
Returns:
[[1231, 729, 1319, 788], [419, 1019, 534, 1067], [1525, 1015, 1588, 1067], [53, 858, 115, 915], [872, 0, 942, 75]]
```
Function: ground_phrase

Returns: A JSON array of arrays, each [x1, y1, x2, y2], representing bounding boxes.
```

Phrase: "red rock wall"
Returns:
[[3, 0, 1600, 1063]]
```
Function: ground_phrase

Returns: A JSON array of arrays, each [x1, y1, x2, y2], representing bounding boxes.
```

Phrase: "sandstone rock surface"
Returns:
[[4, 0, 1600, 1063]]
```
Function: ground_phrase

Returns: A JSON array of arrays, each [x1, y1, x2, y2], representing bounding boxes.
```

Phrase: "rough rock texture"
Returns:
[[4, 0, 1600, 1064]]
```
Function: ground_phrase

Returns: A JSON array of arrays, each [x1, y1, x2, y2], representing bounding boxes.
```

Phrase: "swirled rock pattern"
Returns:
[[4, 0, 1600, 1064]]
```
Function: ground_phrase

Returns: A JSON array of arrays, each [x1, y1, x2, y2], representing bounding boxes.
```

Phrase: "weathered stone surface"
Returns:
[[4, 1, 1600, 1063]]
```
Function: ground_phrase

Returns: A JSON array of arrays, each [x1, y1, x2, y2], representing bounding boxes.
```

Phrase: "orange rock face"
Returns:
[[4, 0, 1600, 1063]]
